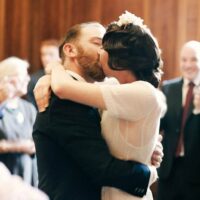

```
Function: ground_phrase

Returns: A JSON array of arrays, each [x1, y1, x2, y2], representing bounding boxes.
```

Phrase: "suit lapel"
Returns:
[[174, 79, 183, 120]]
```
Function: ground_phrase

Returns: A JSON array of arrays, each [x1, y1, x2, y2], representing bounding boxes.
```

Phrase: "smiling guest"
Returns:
[[157, 41, 200, 200]]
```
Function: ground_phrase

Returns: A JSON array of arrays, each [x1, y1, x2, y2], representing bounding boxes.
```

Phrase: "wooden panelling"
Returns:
[[101, 0, 145, 25], [0, 0, 5, 60], [1, 0, 200, 79], [148, 0, 179, 79]]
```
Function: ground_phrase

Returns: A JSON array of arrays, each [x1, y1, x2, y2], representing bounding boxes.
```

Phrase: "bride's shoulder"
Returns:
[[129, 81, 156, 94], [131, 80, 154, 88]]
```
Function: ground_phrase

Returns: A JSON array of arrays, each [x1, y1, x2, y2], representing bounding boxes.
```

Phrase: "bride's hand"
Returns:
[[34, 75, 51, 112], [149, 165, 158, 186], [151, 134, 163, 168], [45, 61, 62, 75]]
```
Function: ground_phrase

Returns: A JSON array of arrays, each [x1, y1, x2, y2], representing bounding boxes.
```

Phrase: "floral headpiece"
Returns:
[[115, 11, 146, 28]]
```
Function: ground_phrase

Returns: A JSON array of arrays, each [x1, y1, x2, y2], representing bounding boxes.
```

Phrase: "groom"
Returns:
[[33, 22, 162, 200]]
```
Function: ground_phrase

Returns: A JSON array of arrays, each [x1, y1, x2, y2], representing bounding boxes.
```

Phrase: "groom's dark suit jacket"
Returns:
[[33, 90, 150, 200], [158, 78, 200, 183]]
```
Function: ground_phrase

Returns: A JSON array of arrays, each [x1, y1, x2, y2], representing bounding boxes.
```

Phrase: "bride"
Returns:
[[35, 11, 165, 200]]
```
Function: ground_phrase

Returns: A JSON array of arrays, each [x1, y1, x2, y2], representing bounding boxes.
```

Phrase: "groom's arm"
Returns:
[[51, 111, 150, 197]]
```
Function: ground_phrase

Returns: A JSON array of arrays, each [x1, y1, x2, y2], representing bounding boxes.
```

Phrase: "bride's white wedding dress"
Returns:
[[99, 80, 165, 200]]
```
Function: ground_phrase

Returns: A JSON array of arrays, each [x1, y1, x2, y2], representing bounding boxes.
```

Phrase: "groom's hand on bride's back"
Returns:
[[34, 75, 51, 112], [151, 134, 163, 168]]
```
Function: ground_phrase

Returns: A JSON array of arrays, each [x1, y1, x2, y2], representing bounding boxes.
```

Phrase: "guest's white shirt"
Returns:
[[183, 72, 200, 114]]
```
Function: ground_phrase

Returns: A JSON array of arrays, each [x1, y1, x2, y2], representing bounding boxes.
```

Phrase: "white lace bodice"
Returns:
[[99, 80, 165, 200]]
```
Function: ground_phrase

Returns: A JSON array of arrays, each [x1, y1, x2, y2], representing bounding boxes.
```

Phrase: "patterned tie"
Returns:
[[176, 82, 195, 156]]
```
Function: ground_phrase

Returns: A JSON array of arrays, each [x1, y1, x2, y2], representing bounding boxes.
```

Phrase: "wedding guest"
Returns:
[[27, 39, 60, 108], [0, 57, 37, 186], [157, 41, 200, 200]]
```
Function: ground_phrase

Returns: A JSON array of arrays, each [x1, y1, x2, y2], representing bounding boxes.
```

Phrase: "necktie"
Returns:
[[176, 82, 195, 156]]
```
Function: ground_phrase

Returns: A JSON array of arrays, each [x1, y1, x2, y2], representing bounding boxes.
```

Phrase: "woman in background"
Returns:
[[0, 57, 37, 186]]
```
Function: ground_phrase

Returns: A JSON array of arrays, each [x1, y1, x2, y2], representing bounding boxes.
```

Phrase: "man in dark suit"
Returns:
[[33, 22, 162, 200], [157, 41, 200, 200]]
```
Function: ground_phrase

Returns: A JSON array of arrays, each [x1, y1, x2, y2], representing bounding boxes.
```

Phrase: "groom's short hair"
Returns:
[[59, 22, 103, 60]]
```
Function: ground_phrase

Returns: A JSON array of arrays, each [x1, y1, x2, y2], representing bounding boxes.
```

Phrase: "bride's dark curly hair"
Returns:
[[102, 23, 163, 88]]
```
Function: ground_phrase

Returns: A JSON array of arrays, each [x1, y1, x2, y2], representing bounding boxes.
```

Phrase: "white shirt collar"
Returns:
[[66, 70, 86, 82], [183, 72, 200, 87]]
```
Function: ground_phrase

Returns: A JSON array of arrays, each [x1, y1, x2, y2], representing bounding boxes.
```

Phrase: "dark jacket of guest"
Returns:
[[158, 77, 200, 183], [27, 69, 45, 108]]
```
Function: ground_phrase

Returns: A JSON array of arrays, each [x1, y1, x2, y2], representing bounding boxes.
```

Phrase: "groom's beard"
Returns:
[[77, 47, 105, 82]]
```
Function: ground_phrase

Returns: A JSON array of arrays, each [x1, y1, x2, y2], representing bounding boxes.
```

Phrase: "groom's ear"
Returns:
[[63, 43, 78, 58]]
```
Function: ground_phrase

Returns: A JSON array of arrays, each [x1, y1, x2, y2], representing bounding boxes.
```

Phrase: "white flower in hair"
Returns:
[[116, 11, 145, 27]]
